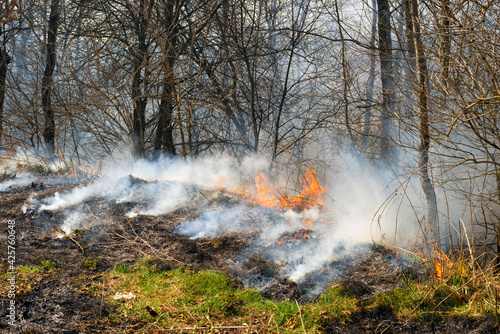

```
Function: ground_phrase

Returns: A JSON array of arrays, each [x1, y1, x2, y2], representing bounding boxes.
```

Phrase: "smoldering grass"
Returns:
[[0, 174, 36, 192]]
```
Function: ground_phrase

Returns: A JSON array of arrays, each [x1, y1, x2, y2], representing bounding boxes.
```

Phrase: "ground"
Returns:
[[0, 176, 498, 333]]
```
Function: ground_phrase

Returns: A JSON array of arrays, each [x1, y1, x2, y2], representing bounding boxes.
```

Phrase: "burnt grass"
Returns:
[[0, 179, 498, 333]]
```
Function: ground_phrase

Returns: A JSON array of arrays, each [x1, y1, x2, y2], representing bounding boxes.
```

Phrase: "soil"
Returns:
[[0, 178, 498, 333]]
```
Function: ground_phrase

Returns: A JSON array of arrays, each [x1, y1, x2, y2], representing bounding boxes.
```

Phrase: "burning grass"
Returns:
[[237, 167, 327, 212], [1, 166, 499, 332], [366, 267, 500, 323]]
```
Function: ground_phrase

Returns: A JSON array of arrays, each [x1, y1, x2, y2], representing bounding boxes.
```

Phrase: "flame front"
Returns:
[[427, 251, 466, 280], [241, 167, 327, 212]]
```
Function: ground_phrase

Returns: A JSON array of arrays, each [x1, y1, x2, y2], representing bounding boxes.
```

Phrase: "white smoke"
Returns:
[[172, 151, 427, 287], [38, 176, 133, 211], [25, 154, 270, 235], [59, 209, 89, 235], [177, 205, 257, 239], [21, 151, 433, 294], [0, 174, 36, 192]]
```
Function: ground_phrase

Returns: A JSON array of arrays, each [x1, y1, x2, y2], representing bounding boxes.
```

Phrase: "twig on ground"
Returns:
[[68, 235, 84, 254]]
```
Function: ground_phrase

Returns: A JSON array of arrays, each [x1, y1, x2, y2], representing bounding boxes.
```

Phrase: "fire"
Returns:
[[272, 231, 310, 247], [433, 251, 452, 280], [245, 172, 281, 209], [242, 167, 327, 212], [215, 177, 226, 192], [426, 251, 466, 280]]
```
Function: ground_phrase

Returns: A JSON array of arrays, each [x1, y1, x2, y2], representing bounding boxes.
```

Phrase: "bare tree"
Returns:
[[376, 0, 397, 164], [408, 0, 438, 249], [0, 0, 23, 147], [362, 0, 377, 153], [153, 0, 181, 156], [41, 0, 60, 155]]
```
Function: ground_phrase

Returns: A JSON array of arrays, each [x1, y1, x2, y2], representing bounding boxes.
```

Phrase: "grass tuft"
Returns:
[[85, 255, 499, 332], [96, 258, 359, 332], [40, 259, 56, 270]]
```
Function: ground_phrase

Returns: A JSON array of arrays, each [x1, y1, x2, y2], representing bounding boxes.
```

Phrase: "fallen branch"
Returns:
[[68, 235, 85, 254]]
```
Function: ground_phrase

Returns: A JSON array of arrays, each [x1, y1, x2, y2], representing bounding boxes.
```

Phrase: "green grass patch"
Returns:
[[365, 270, 500, 323], [84, 258, 100, 271], [40, 259, 56, 270], [94, 257, 499, 332], [98, 258, 358, 332], [0, 265, 53, 296]]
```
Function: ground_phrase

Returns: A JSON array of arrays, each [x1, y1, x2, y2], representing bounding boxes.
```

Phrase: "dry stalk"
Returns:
[[163, 325, 250, 332], [53, 227, 85, 254], [115, 221, 184, 264], [495, 283, 499, 327], [246, 310, 254, 334], [68, 235, 84, 254], [375, 322, 391, 334], [410, 287, 434, 315], [459, 218, 476, 277], [295, 300, 307, 334], [432, 277, 475, 319]]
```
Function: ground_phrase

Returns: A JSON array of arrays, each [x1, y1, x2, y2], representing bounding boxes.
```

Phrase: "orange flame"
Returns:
[[242, 167, 327, 212], [272, 231, 310, 247], [425, 251, 466, 280], [212, 177, 226, 193], [246, 172, 281, 209]]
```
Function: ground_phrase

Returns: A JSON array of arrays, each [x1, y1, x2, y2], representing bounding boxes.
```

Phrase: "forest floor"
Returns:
[[0, 175, 498, 333]]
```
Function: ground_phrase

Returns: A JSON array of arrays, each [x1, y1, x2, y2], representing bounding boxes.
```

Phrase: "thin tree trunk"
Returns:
[[131, 0, 149, 159], [496, 169, 500, 270], [42, 0, 60, 155], [439, 0, 452, 250], [131, 60, 146, 158], [410, 0, 439, 249], [439, 0, 450, 95], [363, 0, 377, 153], [0, 48, 10, 147], [401, 0, 417, 114], [376, 0, 397, 164], [335, 1, 355, 147], [154, 75, 176, 156]]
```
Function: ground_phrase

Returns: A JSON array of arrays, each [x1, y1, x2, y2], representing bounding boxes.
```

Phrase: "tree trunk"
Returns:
[[42, 0, 60, 155], [439, 0, 451, 94], [496, 169, 500, 270], [376, 0, 397, 164], [402, 0, 418, 117], [335, 1, 355, 147], [0, 48, 10, 147], [363, 0, 377, 153], [154, 58, 176, 156], [438, 0, 452, 250], [131, 57, 146, 158], [410, 0, 439, 249], [154, 0, 178, 156], [131, 0, 149, 159]]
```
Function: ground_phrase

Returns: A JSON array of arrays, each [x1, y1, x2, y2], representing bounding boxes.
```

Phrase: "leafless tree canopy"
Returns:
[[2, 0, 500, 256]]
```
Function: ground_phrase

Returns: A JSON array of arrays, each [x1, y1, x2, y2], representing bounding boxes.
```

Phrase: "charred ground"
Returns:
[[0, 176, 497, 333]]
